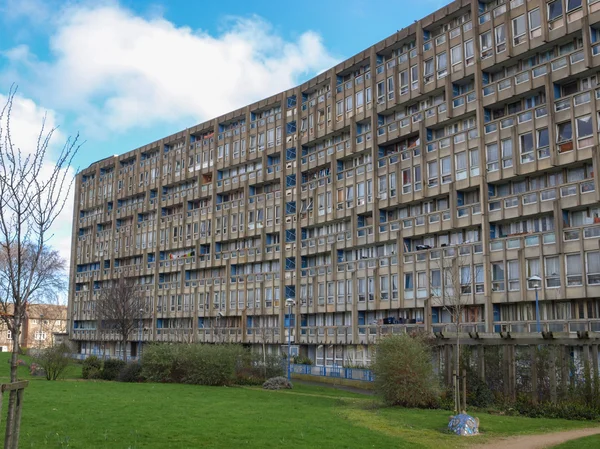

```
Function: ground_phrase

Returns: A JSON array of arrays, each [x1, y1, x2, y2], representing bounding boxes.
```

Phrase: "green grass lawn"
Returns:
[[552, 434, 600, 448], [0, 353, 596, 448]]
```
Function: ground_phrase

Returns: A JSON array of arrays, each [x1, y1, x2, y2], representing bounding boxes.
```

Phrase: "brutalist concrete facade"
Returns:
[[69, 0, 600, 366]]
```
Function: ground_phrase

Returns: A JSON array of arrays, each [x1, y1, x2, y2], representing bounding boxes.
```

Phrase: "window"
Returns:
[[424, 59, 434, 83], [537, 128, 550, 158], [470, 149, 480, 176], [441, 156, 452, 184], [548, 0, 563, 21], [455, 151, 467, 180], [557, 121, 573, 143], [512, 15, 526, 45], [6, 331, 11, 340], [376, 81, 385, 103], [460, 266, 471, 294], [399, 70, 409, 94], [345, 95, 353, 112], [520, 133, 534, 163], [427, 160, 438, 187], [380, 275, 389, 300], [566, 254, 583, 286], [411, 65, 419, 90], [387, 76, 395, 100], [501, 138, 513, 168], [336, 101, 343, 117], [480, 31, 492, 58], [475, 264, 484, 293], [389, 172, 397, 197], [356, 91, 364, 108], [464, 39, 474, 65], [431, 269, 441, 296], [414, 165, 422, 191], [527, 258, 541, 289], [486, 143, 499, 171], [495, 24, 506, 53], [529, 8, 541, 36], [586, 251, 600, 285], [404, 273, 414, 300], [451, 45, 462, 66], [567, 0, 582, 12], [491, 263, 505, 292], [34, 331, 47, 341], [508, 260, 520, 291], [576, 115, 593, 148], [545, 256, 561, 288], [436, 52, 447, 78]]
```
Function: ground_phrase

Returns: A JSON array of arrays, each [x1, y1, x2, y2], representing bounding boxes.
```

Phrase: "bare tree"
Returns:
[[0, 85, 80, 447], [429, 249, 482, 413], [96, 277, 144, 361]]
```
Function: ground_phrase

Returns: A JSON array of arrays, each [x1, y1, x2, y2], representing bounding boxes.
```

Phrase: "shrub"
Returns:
[[32, 343, 72, 381], [263, 376, 293, 390], [182, 344, 242, 386], [371, 334, 441, 408], [293, 356, 313, 366], [82, 356, 102, 379], [511, 398, 600, 421], [140, 344, 180, 383], [118, 362, 143, 383], [86, 367, 102, 380], [101, 359, 127, 381], [469, 377, 495, 408], [141, 344, 284, 386]]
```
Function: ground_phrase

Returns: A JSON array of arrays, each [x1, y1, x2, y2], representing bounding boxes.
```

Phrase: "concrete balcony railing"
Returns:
[[493, 320, 600, 334], [432, 323, 487, 334], [488, 179, 596, 222], [489, 230, 557, 253]]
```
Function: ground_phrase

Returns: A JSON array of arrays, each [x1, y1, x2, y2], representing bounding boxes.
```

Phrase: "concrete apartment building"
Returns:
[[69, 0, 600, 365]]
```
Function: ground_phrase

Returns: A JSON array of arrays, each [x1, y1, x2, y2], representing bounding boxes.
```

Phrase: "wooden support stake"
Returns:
[[11, 388, 24, 449]]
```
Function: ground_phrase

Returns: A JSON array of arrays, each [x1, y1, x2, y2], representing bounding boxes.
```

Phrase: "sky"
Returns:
[[0, 0, 444, 269]]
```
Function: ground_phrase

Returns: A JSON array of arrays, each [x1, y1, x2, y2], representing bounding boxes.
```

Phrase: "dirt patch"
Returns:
[[471, 427, 600, 449]]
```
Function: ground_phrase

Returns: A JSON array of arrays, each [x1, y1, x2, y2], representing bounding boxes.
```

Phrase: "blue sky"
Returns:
[[0, 0, 443, 264]]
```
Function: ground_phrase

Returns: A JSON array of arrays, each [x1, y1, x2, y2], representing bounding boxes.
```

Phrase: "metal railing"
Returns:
[[291, 364, 374, 382]]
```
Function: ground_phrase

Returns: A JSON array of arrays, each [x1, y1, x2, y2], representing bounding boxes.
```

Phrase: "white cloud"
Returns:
[[0, 92, 75, 269], [6, 4, 336, 135]]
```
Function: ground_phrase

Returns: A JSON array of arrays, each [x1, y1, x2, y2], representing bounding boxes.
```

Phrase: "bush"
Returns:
[[86, 367, 102, 380], [118, 362, 143, 382], [82, 356, 102, 379], [139, 344, 180, 383], [101, 359, 127, 381], [263, 376, 293, 390], [372, 334, 441, 408], [141, 344, 284, 386], [467, 375, 495, 408], [510, 398, 600, 421], [32, 343, 72, 381], [293, 356, 313, 365]]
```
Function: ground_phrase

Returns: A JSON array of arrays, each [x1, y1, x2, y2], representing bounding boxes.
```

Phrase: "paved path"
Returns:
[[471, 427, 600, 449]]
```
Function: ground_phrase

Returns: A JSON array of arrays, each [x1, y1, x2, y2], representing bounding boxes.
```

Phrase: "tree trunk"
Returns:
[[262, 339, 267, 379], [5, 324, 21, 448]]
